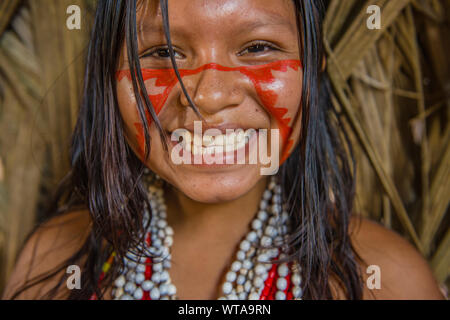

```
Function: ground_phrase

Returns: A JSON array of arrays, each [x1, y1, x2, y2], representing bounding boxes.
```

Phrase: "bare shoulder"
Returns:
[[2, 210, 92, 300], [349, 216, 445, 300]]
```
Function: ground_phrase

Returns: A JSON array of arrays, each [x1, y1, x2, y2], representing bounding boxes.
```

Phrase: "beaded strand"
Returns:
[[91, 175, 303, 300]]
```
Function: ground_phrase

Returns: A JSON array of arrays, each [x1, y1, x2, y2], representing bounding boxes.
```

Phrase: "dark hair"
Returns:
[[11, 0, 363, 300]]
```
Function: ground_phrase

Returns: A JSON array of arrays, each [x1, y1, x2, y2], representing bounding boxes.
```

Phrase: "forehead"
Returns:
[[136, 0, 297, 35]]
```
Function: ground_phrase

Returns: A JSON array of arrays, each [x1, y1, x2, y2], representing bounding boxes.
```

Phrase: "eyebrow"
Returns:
[[137, 13, 295, 37], [137, 23, 189, 37], [236, 18, 295, 35], [241, 11, 295, 31]]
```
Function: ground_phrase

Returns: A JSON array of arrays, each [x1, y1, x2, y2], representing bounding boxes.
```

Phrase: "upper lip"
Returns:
[[168, 122, 258, 134]]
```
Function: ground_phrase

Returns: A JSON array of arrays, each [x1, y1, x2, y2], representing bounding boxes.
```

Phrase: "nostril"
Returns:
[[178, 64, 247, 113]]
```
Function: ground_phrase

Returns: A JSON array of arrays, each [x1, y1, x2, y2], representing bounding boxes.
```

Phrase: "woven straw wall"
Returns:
[[0, 0, 448, 294]]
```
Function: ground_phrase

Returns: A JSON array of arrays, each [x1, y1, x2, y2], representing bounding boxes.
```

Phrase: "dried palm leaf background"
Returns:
[[0, 0, 448, 295]]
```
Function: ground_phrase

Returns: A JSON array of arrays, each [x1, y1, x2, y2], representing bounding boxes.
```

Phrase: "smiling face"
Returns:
[[116, 0, 303, 203]]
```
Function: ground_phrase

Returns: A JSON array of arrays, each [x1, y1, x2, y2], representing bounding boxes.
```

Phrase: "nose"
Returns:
[[180, 66, 246, 115]]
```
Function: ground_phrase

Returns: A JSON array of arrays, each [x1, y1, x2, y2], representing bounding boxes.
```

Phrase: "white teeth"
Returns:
[[192, 144, 202, 156], [176, 131, 192, 152], [236, 131, 245, 144], [206, 146, 215, 155], [224, 133, 236, 145], [236, 137, 246, 150], [203, 135, 214, 147], [174, 130, 257, 155], [214, 134, 224, 146]]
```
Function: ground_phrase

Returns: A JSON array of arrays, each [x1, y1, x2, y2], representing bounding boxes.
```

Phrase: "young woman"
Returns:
[[3, 0, 444, 300]]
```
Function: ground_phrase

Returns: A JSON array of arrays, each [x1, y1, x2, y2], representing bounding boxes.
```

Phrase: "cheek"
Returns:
[[117, 81, 138, 139], [269, 70, 303, 162], [116, 79, 149, 160], [266, 70, 303, 123], [245, 63, 303, 164], [116, 69, 180, 160]]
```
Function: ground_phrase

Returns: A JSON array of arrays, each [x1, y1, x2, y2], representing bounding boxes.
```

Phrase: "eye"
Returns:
[[141, 46, 185, 59], [238, 41, 279, 56]]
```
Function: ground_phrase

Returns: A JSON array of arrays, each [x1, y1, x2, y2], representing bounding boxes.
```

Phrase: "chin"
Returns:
[[163, 165, 264, 204]]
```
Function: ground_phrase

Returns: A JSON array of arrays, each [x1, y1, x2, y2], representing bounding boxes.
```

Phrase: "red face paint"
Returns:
[[117, 59, 302, 163]]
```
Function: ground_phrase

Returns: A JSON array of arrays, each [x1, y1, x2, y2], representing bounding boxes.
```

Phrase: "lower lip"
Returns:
[[167, 132, 259, 169]]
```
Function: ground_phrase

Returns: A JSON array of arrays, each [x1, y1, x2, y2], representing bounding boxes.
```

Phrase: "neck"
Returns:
[[165, 177, 268, 244]]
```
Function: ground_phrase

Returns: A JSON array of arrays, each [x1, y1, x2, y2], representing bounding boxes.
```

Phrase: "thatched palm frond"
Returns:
[[0, 0, 92, 291], [325, 0, 449, 284]]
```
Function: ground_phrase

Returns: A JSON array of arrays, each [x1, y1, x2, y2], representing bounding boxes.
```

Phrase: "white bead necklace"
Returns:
[[112, 176, 303, 300]]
